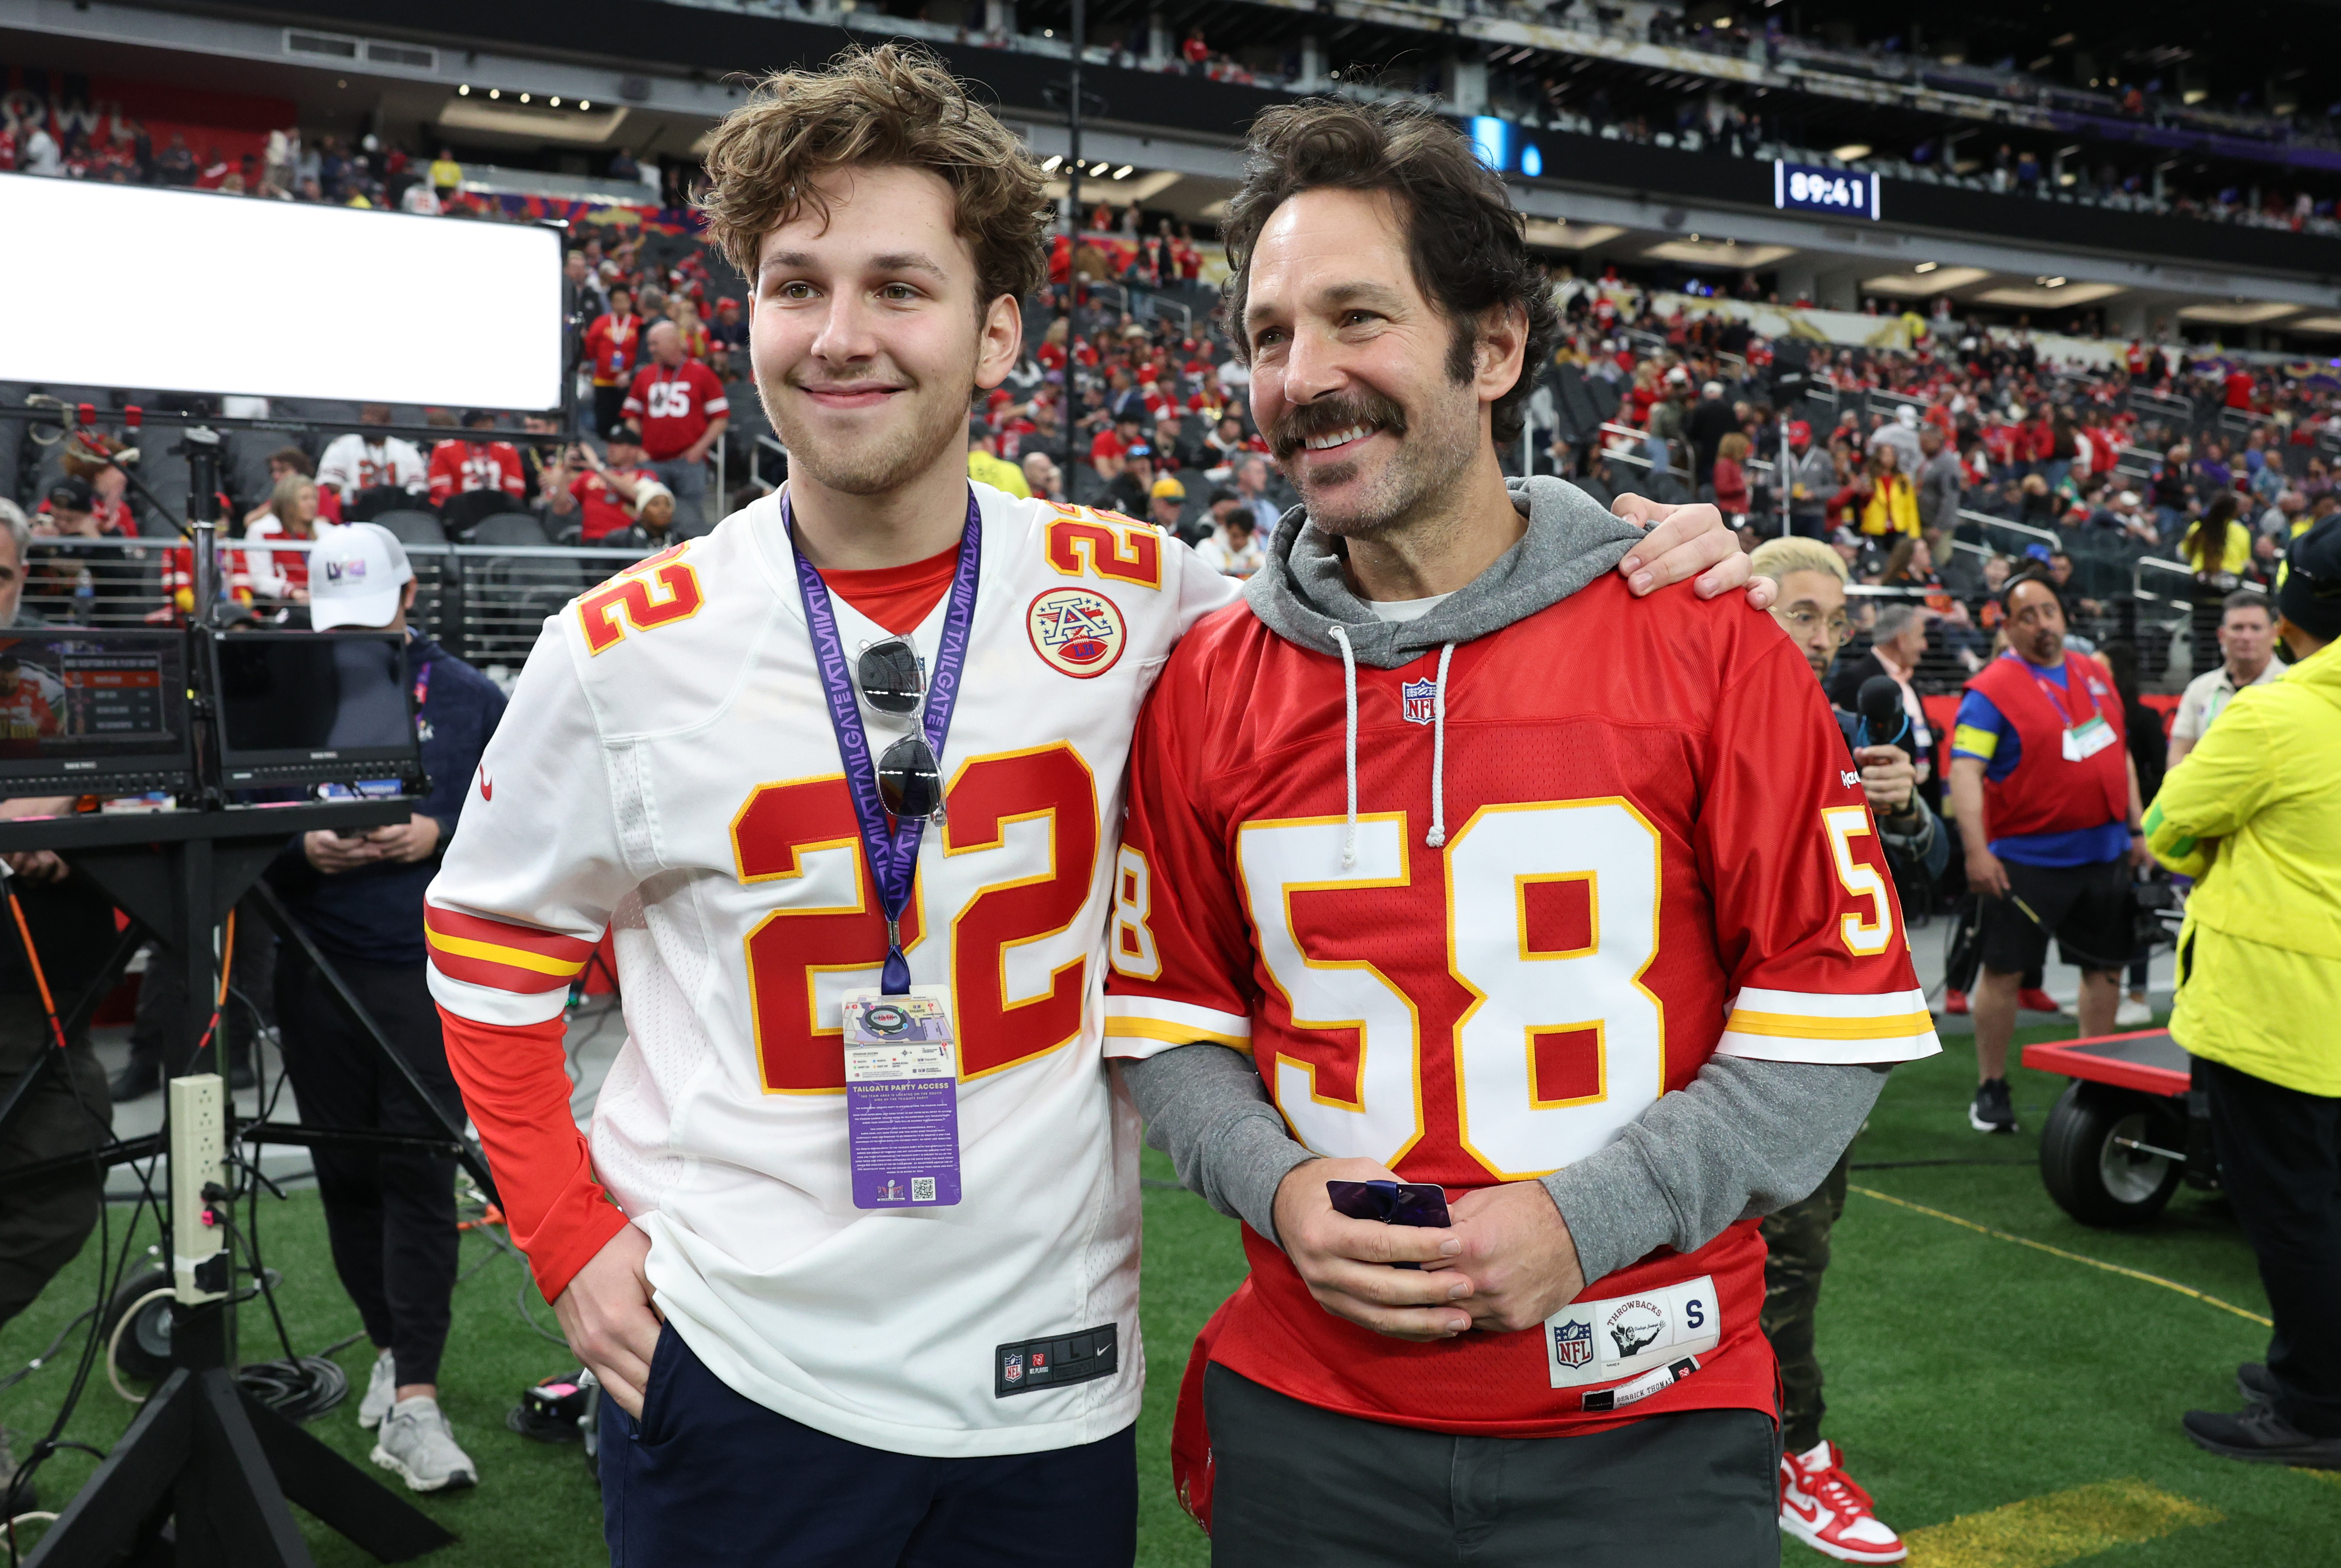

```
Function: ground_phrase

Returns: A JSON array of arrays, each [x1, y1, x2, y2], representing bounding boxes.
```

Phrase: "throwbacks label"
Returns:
[[1543, 1275, 1722, 1389]]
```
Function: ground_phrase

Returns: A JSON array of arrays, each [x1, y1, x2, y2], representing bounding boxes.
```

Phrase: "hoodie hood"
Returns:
[[1244, 474, 1647, 669], [1241, 474, 1650, 868]]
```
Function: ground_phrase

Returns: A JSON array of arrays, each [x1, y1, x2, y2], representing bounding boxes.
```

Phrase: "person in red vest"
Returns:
[[584, 284, 645, 442], [1947, 573, 2148, 1135]]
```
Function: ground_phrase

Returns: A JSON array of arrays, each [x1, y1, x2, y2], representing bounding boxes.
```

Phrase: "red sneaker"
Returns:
[[1944, 988, 1970, 1015], [1779, 1441, 1907, 1564], [2017, 987, 2069, 1015]]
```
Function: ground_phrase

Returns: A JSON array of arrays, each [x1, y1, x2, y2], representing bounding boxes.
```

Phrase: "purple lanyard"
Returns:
[[786, 487, 983, 996]]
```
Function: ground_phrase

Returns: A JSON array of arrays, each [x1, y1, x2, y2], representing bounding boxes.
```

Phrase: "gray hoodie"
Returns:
[[1117, 476, 1889, 1285]]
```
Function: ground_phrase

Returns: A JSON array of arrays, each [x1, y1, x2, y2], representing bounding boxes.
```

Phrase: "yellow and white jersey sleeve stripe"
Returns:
[[1716, 986, 1941, 1064], [1100, 996, 1253, 1059]]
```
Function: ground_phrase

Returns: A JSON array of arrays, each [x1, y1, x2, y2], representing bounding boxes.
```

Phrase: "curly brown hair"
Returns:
[[697, 44, 1050, 311], [1217, 98, 1559, 446]]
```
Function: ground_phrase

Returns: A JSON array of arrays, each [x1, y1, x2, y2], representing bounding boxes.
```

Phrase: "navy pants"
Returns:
[[601, 1324, 1138, 1567]]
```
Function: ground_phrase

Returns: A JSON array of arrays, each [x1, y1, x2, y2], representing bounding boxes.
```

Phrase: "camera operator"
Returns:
[[1745, 536, 1947, 1561], [264, 524, 505, 1493]]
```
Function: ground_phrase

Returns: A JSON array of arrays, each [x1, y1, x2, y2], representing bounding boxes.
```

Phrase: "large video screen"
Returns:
[[0, 174, 562, 410], [0, 629, 193, 794]]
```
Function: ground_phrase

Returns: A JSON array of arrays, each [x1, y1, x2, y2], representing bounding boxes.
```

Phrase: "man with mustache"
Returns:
[[1105, 101, 1936, 1565], [425, 47, 1759, 1567]]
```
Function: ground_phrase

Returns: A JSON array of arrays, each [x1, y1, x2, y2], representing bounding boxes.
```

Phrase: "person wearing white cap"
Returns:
[[1869, 401, 1925, 475], [265, 522, 509, 1494]]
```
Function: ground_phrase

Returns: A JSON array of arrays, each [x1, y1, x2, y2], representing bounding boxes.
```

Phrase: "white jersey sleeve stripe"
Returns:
[[426, 962, 570, 1028], [1102, 995, 1252, 1056], [1726, 985, 1932, 1020]]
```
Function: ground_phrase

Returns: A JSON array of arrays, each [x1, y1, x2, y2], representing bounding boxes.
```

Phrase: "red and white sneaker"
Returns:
[[1779, 1440, 1907, 1563], [1944, 988, 1970, 1016]]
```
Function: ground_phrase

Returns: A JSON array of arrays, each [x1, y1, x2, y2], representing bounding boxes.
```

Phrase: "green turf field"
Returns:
[[5, 1017, 2331, 1565]]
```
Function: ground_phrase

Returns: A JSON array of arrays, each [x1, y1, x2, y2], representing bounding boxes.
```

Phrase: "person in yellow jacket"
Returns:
[[965, 418, 1031, 498], [2145, 513, 2341, 1471], [1854, 445, 1920, 539]]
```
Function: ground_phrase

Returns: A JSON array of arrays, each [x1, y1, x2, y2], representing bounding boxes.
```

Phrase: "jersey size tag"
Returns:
[[2063, 715, 2116, 762], [995, 1323, 1120, 1398], [841, 987, 962, 1210], [1542, 1275, 1721, 1391]]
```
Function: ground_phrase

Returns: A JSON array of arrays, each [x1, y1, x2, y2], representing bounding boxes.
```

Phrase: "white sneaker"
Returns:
[[1779, 1440, 1907, 1563], [357, 1349, 397, 1431], [370, 1396, 478, 1492], [2115, 997, 2154, 1027]]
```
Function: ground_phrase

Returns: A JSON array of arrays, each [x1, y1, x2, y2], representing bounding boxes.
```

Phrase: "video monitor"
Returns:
[[0, 628, 194, 798], [206, 631, 423, 792]]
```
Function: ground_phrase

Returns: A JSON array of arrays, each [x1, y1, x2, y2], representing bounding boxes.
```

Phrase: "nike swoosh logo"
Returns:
[[1783, 1496, 1823, 1524], [478, 767, 493, 802]]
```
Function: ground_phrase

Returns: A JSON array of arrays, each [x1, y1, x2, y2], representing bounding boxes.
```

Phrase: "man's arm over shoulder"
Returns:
[[428, 620, 634, 1300]]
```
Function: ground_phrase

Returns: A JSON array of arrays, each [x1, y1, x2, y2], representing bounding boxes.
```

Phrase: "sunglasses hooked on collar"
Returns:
[[856, 636, 946, 824]]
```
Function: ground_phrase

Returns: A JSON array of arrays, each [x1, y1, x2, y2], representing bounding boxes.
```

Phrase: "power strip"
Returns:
[[169, 1073, 230, 1305]]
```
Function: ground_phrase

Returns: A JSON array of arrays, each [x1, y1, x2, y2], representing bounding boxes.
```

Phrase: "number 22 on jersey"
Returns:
[[731, 743, 1099, 1092]]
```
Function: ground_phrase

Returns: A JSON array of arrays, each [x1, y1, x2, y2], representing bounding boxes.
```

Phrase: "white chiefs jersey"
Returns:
[[425, 482, 1236, 1457], [317, 431, 427, 500]]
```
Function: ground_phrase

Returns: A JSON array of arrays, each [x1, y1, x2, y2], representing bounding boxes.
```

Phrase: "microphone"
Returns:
[[1856, 675, 1912, 753]]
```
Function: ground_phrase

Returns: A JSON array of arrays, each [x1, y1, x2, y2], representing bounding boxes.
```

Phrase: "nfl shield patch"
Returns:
[[1401, 679, 1438, 726], [1553, 1318, 1594, 1370], [1003, 1351, 1024, 1385]]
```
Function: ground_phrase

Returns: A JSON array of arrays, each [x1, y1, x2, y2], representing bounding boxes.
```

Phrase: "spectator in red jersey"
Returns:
[[584, 285, 645, 440], [246, 472, 329, 602], [2225, 364, 2257, 411], [621, 319, 728, 536], [1173, 222, 1203, 281], [546, 434, 657, 544], [426, 412, 529, 509]]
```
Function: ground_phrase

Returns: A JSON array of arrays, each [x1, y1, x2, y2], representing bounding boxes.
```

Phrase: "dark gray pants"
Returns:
[[0, 1000, 111, 1330], [1204, 1363, 1779, 1567]]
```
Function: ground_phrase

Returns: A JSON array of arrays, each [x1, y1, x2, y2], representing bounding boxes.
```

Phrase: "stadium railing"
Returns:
[[19, 537, 651, 683]]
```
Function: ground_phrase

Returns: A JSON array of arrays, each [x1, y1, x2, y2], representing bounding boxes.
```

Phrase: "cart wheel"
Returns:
[[102, 1268, 176, 1382], [2039, 1082, 2183, 1227]]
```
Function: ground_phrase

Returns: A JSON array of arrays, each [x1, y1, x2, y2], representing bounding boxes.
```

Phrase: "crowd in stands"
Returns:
[[1542, 283, 2339, 701]]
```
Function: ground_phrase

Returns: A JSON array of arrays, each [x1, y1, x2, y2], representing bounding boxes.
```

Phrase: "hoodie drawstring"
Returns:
[[1425, 641, 1455, 850], [1328, 628, 1458, 866], [1329, 625, 1360, 869]]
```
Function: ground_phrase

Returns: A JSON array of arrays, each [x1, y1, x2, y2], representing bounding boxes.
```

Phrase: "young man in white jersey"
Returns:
[[424, 45, 1759, 1566]]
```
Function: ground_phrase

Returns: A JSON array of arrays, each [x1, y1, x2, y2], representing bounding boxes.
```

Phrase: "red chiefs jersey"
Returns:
[[568, 466, 655, 543], [584, 312, 644, 387], [621, 361, 729, 460], [1103, 577, 1937, 1438], [427, 440, 528, 507]]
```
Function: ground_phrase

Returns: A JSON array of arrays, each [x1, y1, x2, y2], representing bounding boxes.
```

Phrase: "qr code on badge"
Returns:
[[912, 1177, 936, 1202]]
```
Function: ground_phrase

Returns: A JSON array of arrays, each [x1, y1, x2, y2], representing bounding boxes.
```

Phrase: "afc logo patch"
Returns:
[[1401, 678, 1437, 725], [1027, 587, 1128, 679], [1552, 1318, 1594, 1369]]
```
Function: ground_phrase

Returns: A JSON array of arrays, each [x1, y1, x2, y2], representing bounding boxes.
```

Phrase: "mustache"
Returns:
[[1269, 391, 1409, 461]]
